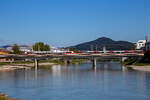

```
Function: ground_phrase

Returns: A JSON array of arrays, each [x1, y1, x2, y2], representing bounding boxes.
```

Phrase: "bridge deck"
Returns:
[[0, 53, 144, 60]]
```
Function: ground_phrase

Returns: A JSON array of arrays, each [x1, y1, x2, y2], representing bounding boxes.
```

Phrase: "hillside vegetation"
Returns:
[[68, 37, 135, 50]]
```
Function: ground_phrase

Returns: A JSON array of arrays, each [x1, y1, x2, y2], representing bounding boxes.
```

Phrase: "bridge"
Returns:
[[0, 52, 144, 69]]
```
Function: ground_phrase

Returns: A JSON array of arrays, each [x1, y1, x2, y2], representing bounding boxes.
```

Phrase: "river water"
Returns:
[[0, 62, 150, 100]]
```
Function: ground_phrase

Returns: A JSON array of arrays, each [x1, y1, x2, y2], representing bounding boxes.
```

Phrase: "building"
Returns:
[[50, 47, 70, 53], [4, 45, 33, 52], [0, 49, 13, 62], [136, 40, 146, 49], [19, 45, 33, 52], [146, 42, 150, 50], [0, 48, 8, 55]]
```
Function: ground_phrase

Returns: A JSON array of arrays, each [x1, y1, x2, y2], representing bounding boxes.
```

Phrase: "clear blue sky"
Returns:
[[0, 0, 150, 47]]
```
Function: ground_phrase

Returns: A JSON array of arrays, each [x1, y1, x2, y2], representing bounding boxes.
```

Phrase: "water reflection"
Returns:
[[34, 68, 37, 80], [51, 65, 62, 77], [0, 62, 150, 100]]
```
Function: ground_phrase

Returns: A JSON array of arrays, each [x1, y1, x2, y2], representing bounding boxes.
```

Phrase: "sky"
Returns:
[[0, 0, 150, 47]]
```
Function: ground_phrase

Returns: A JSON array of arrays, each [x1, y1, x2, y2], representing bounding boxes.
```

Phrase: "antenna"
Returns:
[[145, 35, 148, 43], [145, 35, 148, 51]]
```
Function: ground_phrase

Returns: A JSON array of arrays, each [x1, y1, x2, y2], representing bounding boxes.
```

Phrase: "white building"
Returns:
[[50, 47, 70, 53], [6, 45, 33, 52], [136, 40, 146, 49], [19, 45, 33, 52]]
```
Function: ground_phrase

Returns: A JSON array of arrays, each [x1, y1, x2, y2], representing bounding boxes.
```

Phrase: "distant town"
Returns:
[[0, 36, 149, 55]]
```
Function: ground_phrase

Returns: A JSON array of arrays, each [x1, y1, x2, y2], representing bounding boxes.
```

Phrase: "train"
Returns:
[[24, 50, 144, 55]]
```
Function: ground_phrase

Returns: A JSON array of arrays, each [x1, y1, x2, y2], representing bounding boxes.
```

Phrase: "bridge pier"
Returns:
[[34, 58, 38, 70], [92, 58, 97, 69], [64, 59, 71, 65], [121, 57, 128, 62]]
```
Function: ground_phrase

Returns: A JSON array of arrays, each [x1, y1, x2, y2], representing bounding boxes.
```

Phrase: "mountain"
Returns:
[[67, 37, 136, 50], [0, 44, 32, 51], [0, 45, 12, 49]]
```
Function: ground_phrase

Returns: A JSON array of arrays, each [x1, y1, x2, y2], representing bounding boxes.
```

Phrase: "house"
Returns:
[[0, 48, 9, 54], [136, 40, 146, 49], [2, 44, 33, 52], [0, 49, 13, 62]]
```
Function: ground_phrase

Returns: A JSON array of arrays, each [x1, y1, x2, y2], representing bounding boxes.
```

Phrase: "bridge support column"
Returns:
[[64, 59, 70, 65], [93, 58, 97, 69], [34, 58, 38, 70], [121, 57, 128, 62]]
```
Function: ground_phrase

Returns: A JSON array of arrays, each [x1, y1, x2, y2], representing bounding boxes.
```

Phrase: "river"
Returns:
[[0, 62, 150, 100]]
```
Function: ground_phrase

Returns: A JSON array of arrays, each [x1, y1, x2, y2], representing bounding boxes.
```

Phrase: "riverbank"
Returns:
[[123, 62, 150, 71], [0, 62, 57, 71], [0, 59, 85, 71], [122, 57, 150, 71], [122, 60, 150, 71], [0, 59, 63, 71], [0, 92, 21, 100], [126, 65, 150, 71]]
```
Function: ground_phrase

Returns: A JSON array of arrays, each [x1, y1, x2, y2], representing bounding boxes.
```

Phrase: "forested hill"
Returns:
[[67, 37, 135, 50]]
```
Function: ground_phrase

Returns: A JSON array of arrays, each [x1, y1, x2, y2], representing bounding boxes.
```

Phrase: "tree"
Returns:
[[32, 42, 50, 51], [135, 49, 150, 63], [12, 44, 20, 54], [44, 44, 50, 51], [70, 47, 78, 53], [143, 49, 150, 62]]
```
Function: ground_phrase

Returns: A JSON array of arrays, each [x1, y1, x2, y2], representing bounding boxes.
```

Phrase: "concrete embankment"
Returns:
[[126, 65, 150, 71], [0, 63, 56, 71]]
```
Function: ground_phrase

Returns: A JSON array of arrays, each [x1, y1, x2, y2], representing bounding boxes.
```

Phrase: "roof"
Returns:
[[0, 48, 9, 52]]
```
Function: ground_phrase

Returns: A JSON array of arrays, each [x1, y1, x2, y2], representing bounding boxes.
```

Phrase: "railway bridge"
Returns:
[[0, 53, 144, 69]]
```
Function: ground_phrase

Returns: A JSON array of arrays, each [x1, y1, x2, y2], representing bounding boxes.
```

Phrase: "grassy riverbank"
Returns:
[[122, 49, 150, 67], [122, 50, 150, 71], [122, 60, 150, 66], [122, 57, 150, 66], [0, 59, 63, 66], [0, 93, 20, 100], [70, 59, 85, 64], [0, 96, 20, 100], [39, 59, 85, 65], [0, 59, 85, 65], [132, 62, 150, 66], [0, 96, 5, 100], [39, 59, 64, 64]]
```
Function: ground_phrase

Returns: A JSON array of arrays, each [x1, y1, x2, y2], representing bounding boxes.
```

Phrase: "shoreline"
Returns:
[[0, 62, 56, 71], [0, 91, 21, 100], [126, 65, 150, 71], [0, 59, 85, 71]]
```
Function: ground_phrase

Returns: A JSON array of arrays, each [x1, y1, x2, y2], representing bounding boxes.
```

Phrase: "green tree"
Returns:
[[143, 49, 150, 61], [33, 42, 50, 51], [44, 44, 50, 51], [70, 47, 78, 53], [136, 49, 150, 63], [12, 44, 20, 54]]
